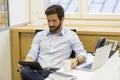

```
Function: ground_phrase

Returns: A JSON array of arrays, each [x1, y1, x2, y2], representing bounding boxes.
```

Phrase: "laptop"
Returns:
[[77, 44, 112, 71]]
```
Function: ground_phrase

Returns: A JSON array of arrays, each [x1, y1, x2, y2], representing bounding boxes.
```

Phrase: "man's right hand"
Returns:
[[17, 56, 34, 72], [17, 64, 23, 72]]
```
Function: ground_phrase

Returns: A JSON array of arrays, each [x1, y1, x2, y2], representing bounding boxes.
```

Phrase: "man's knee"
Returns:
[[20, 66, 31, 75], [20, 66, 45, 80]]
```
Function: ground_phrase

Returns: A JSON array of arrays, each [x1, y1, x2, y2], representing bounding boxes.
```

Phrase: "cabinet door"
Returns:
[[78, 34, 120, 52], [78, 35, 99, 52], [20, 32, 35, 60]]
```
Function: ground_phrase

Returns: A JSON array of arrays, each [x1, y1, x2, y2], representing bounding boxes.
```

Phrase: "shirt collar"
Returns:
[[46, 28, 65, 36]]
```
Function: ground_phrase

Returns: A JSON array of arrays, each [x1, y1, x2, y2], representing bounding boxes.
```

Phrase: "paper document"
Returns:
[[47, 72, 77, 80]]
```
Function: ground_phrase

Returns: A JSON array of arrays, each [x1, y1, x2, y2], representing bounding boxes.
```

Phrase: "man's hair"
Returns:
[[45, 5, 64, 20]]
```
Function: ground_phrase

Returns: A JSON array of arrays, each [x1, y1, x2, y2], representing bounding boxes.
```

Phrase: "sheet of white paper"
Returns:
[[47, 72, 77, 80]]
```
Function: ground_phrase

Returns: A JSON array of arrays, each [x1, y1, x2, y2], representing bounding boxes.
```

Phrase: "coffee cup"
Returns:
[[63, 59, 71, 72]]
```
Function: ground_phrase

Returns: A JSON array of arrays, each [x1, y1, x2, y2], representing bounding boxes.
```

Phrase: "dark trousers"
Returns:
[[20, 66, 52, 80]]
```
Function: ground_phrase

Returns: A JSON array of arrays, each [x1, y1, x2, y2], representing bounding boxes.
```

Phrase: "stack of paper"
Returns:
[[47, 72, 77, 80]]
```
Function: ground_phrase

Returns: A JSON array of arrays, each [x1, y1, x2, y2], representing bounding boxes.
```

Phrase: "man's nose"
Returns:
[[49, 21, 54, 26]]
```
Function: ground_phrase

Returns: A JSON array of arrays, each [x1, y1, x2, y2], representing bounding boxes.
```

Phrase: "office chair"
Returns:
[[35, 29, 76, 58]]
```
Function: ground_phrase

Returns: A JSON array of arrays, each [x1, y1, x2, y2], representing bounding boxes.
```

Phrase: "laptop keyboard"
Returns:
[[82, 63, 93, 69]]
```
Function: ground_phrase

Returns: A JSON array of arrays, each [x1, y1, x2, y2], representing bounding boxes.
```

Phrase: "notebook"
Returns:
[[77, 44, 112, 71]]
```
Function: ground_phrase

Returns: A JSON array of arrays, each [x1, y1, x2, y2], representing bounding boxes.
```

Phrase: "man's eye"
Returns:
[[48, 20, 50, 22], [47, 20, 57, 22], [52, 20, 57, 22]]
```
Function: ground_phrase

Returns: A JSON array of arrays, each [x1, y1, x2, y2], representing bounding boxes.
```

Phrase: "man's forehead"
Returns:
[[47, 14, 59, 20]]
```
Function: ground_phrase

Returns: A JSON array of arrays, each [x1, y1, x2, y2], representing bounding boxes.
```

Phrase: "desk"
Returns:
[[46, 51, 120, 80], [11, 25, 120, 80]]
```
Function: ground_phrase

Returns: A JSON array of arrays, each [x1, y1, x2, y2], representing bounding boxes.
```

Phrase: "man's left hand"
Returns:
[[71, 58, 78, 69]]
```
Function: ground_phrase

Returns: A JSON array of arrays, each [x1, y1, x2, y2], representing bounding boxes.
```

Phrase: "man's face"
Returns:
[[46, 14, 64, 34]]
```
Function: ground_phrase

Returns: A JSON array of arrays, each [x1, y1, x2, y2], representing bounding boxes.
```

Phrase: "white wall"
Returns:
[[0, 0, 30, 80], [0, 30, 11, 80], [9, 0, 30, 26]]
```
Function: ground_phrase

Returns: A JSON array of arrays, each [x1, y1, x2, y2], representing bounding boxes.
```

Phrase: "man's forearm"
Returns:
[[24, 56, 34, 62]]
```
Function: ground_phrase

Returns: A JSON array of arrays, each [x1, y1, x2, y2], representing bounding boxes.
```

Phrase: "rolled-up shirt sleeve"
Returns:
[[70, 32, 87, 58], [27, 33, 40, 61]]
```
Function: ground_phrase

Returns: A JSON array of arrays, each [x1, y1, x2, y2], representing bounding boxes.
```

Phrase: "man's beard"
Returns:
[[49, 23, 62, 34]]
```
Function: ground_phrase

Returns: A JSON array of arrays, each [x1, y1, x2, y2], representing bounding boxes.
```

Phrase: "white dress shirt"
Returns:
[[27, 28, 87, 68]]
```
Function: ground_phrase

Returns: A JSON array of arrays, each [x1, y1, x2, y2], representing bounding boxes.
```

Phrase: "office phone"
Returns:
[[94, 37, 119, 58]]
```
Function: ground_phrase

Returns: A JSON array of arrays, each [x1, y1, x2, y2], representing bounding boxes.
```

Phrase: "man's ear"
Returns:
[[61, 17, 64, 23], [61, 17, 64, 21]]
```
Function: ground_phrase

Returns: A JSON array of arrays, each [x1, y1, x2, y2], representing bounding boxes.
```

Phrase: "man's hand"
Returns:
[[17, 64, 23, 72], [71, 58, 78, 69], [71, 55, 86, 69], [17, 56, 34, 72]]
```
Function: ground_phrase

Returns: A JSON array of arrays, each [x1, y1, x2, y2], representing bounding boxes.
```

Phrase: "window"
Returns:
[[30, 0, 120, 25], [88, 0, 120, 13], [82, 0, 120, 19], [38, 0, 81, 19], [0, 0, 9, 28], [49, 0, 78, 13]]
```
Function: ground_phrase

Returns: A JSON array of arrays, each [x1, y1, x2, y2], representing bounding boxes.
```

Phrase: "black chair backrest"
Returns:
[[35, 30, 43, 34], [70, 29, 76, 58]]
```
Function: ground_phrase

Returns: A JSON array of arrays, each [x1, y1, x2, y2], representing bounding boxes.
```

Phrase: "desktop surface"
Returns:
[[46, 51, 120, 80]]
